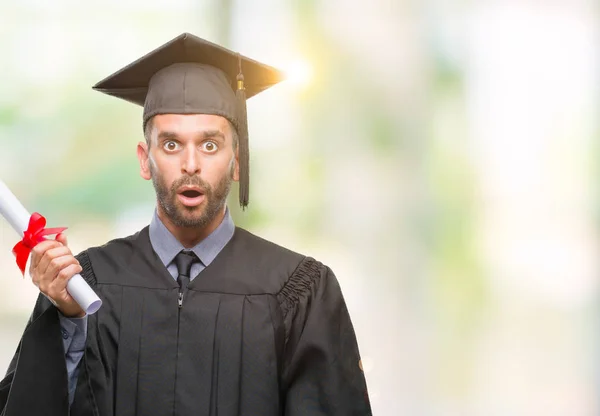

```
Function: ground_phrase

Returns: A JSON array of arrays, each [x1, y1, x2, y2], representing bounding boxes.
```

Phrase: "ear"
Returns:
[[137, 142, 152, 180], [232, 147, 240, 182]]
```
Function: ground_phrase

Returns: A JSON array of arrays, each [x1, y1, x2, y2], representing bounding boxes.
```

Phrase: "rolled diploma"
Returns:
[[0, 179, 102, 314]]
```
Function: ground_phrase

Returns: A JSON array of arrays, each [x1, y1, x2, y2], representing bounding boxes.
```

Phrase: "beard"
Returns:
[[150, 163, 234, 229]]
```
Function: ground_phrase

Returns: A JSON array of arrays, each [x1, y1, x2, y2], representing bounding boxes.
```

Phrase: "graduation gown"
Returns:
[[0, 226, 372, 415]]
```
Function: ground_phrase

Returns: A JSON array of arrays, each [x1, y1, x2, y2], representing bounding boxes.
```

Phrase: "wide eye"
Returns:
[[163, 140, 180, 152], [202, 141, 218, 153]]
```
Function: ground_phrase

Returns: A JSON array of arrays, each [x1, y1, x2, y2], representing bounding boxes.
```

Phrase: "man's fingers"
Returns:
[[55, 233, 68, 246], [42, 254, 79, 282], [30, 233, 69, 271], [41, 259, 80, 295], [34, 253, 78, 292], [55, 263, 82, 284], [30, 240, 62, 270], [47, 263, 82, 300], [36, 246, 73, 277]]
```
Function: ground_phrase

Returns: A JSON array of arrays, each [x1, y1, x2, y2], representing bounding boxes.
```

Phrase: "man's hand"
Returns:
[[29, 233, 84, 318]]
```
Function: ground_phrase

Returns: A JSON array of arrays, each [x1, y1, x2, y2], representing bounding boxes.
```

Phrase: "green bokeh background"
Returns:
[[0, 1, 598, 415]]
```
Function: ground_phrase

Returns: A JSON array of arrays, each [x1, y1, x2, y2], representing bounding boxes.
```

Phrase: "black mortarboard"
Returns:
[[92, 32, 284, 209]]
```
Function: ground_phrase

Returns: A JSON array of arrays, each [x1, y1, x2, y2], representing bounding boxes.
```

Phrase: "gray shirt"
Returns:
[[58, 207, 235, 405]]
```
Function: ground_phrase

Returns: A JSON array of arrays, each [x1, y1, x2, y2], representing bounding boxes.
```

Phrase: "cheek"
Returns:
[[147, 153, 157, 173], [150, 154, 179, 184], [205, 153, 235, 180]]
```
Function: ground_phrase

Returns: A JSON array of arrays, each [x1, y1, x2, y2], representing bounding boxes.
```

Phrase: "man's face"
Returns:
[[137, 114, 239, 229]]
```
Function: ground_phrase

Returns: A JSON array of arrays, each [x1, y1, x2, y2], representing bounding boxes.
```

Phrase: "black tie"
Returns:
[[174, 250, 198, 307]]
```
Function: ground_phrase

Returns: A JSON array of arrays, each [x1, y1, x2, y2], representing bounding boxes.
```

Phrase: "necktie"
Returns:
[[174, 250, 198, 307]]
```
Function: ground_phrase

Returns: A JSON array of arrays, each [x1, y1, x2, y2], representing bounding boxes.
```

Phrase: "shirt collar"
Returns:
[[149, 206, 235, 268]]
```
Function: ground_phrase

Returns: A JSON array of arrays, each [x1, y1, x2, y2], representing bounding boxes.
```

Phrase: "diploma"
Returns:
[[0, 179, 102, 315]]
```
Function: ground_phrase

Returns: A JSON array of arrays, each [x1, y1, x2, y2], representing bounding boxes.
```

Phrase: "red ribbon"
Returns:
[[12, 212, 67, 275]]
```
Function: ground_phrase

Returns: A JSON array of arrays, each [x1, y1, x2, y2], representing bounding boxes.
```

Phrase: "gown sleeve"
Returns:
[[0, 294, 69, 416], [0, 251, 95, 416], [278, 258, 372, 415]]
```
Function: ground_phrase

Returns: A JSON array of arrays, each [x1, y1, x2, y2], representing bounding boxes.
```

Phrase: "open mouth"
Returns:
[[181, 189, 202, 198], [177, 188, 205, 207]]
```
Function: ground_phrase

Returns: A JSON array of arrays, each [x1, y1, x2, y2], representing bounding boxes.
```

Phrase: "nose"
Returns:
[[181, 145, 200, 175]]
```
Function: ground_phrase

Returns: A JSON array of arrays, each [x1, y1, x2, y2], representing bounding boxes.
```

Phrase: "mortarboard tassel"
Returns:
[[236, 54, 250, 209]]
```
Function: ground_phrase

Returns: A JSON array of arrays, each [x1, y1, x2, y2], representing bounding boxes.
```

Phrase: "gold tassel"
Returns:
[[236, 53, 250, 209]]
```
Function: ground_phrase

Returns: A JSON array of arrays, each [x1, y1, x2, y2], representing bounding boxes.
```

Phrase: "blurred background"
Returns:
[[0, 0, 599, 414]]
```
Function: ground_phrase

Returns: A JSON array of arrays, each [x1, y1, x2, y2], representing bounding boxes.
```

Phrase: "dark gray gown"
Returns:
[[0, 227, 371, 415]]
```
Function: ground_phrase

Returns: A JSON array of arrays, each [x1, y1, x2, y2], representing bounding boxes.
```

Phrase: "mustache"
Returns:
[[170, 175, 211, 193]]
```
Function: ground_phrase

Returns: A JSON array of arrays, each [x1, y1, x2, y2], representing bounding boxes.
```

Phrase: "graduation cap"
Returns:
[[92, 32, 285, 209]]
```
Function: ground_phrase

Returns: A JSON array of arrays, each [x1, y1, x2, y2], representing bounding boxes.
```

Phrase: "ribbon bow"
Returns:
[[12, 212, 67, 275]]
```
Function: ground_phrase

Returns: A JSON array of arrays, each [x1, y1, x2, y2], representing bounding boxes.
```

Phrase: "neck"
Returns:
[[157, 205, 226, 248]]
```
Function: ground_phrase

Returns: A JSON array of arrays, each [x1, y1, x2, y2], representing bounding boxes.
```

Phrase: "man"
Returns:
[[0, 33, 371, 416]]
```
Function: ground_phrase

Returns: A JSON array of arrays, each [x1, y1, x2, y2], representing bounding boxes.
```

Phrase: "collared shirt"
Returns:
[[148, 207, 235, 280], [59, 207, 235, 405]]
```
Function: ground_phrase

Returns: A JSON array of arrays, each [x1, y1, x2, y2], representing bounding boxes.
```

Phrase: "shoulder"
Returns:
[[87, 227, 147, 257], [232, 227, 335, 302], [232, 227, 305, 266], [74, 227, 149, 284], [277, 256, 328, 312], [206, 227, 331, 295]]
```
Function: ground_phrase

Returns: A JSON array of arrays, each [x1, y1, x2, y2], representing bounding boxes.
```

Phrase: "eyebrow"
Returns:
[[157, 129, 225, 142], [200, 130, 226, 141], [157, 131, 179, 142]]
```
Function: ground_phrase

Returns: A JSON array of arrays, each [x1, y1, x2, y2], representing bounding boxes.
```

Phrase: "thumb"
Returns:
[[55, 232, 68, 247]]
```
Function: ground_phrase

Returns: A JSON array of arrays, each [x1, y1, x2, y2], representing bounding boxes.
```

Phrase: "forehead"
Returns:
[[151, 114, 231, 135]]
